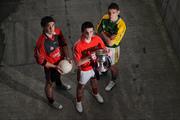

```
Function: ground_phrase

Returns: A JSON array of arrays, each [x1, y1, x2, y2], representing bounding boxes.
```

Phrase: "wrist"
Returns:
[[64, 56, 71, 60], [87, 56, 93, 62], [53, 64, 57, 68]]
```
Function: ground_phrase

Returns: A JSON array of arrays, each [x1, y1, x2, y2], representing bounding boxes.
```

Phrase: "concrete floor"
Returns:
[[0, 0, 180, 120]]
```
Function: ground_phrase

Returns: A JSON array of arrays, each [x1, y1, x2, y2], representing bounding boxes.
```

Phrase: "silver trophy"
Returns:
[[96, 49, 110, 72]]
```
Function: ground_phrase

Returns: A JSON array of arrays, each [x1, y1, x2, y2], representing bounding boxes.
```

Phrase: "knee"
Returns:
[[45, 80, 54, 89], [77, 83, 84, 90], [90, 78, 97, 86], [76, 83, 84, 96]]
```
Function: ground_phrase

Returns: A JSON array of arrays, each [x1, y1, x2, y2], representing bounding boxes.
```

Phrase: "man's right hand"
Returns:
[[55, 65, 63, 74]]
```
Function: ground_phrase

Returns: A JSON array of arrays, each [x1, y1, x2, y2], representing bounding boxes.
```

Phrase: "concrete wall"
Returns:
[[155, 0, 180, 58], [1, 0, 179, 65], [0, 0, 116, 65], [0, 0, 21, 65], [0, 29, 5, 64]]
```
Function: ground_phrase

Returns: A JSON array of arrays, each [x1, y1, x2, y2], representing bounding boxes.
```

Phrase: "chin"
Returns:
[[110, 18, 115, 21]]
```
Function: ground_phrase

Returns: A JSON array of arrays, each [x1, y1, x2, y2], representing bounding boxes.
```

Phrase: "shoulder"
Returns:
[[102, 14, 109, 20], [54, 28, 62, 35], [36, 34, 46, 46], [92, 35, 103, 44], [92, 35, 104, 48], [74, 39, 82, 49], [99, 14, 109, 25], [117, 16, 125, 24], [92, 35, 102, 41]]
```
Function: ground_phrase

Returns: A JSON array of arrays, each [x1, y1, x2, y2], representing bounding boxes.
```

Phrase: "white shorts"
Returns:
[[107, 46, 120, 65], [79, 69, 95, 85]]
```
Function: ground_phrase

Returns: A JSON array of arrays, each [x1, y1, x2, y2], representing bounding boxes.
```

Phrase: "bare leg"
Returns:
[[90, 78, 98, 95], [45, 80, 55, 103], [76, 83, 84, 102], [110, 64, 118, 81]]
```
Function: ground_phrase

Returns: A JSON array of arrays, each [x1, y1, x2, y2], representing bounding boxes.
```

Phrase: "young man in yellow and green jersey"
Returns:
[[96, 2, 126, 91]]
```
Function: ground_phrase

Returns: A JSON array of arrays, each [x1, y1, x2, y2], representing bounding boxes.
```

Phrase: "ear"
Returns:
[[117, 10, 120, 14]]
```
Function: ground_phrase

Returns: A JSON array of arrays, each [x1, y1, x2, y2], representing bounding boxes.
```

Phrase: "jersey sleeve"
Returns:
[[97, 36, 105, 49], [111, 18, 126, 46], [73, 43, 82, 63], [96, 14, 109, 33], [36, 36, 47, 65]]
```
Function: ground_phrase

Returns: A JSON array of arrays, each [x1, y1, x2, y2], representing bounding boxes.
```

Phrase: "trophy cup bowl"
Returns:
[[96, 49, 108, 72]]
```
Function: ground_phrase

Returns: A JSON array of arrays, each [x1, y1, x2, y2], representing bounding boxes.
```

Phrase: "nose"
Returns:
[[86, 32, 90, 36], [109, 13, 113, 18], [50, 26, 53, 30]]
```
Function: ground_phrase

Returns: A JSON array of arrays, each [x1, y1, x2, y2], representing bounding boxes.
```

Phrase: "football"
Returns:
[[58, 59, 73, 75]]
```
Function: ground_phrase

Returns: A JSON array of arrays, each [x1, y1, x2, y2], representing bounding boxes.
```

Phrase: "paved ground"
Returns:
[[0, 0, 180, 120]]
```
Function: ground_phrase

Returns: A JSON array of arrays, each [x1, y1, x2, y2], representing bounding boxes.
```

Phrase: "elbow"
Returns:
[[76, 63, 81, 67], [74, 60, 81, 67]]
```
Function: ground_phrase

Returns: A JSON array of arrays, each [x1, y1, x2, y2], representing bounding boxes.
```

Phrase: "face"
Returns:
[[83, 27, 94, 40], [44, 22, 55, 35], [108, 9, 120, 22]]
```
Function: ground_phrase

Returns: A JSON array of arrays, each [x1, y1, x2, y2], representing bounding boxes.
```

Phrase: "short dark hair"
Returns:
[[108, 2, 119, 10], [40, 16, 55, 27], [81, 21, 94, 32]]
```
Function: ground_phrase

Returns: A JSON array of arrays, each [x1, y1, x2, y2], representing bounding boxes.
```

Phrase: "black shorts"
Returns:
[[44, 67, 61, 84]]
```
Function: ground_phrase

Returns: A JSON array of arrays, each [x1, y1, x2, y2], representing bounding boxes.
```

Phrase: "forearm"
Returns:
[[113, 20, 126, 45], [76, 56, 91, 67], [100, 31, 110, 41], [44, 62, 56, 68]]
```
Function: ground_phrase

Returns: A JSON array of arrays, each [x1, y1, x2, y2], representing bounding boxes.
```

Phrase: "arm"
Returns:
[[38, 43, 59, 69], [111, 19, 126, 46], [97, 14, 114, 45], [44, 62, 56, 68], [96, 37, 111, 55], [44, 62, 63, 74], [75, 56, 91, 67], [100, 31, 111, 41], [100, 31, 113, 46], [73, 45, 94, 67], [36, 36, 62, 71]]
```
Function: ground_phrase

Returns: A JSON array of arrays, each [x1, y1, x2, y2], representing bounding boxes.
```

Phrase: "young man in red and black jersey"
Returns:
[[35, 16, 72, 110], [73, 21, 108, 113]]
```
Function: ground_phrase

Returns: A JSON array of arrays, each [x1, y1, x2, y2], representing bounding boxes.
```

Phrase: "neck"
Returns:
[[111, 16, 119, 22], [46, 33, 53, 38], [81, 35, 91, 43], [85, 38, 91, 43]]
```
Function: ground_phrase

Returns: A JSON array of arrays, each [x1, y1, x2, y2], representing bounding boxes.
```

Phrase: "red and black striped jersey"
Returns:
[[35, 28, 67, 65]]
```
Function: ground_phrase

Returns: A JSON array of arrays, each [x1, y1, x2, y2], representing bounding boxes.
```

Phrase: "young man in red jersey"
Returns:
[[73, 21, 107, 113], [35, 16, 72, 110]]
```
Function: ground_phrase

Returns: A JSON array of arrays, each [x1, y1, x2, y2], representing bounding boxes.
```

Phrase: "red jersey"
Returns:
[[35, 28, 67, 65], [74, 35, 105, 71]]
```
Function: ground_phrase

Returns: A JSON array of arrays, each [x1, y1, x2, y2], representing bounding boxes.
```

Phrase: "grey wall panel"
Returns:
[[0, 0, 113, 65], [2, 0, 179, 65], [155, 0, 180, 58]]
